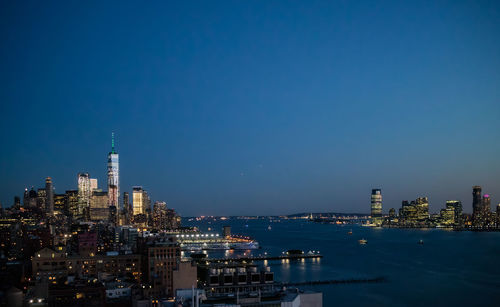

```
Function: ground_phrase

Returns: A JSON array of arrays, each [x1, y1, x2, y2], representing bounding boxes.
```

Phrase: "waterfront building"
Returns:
[[389, 208, 396, 218], [77, 173, 91, 220], [399, 197, 429, 227], [370, 189, 383, 226], [415, 197, 429, 221], [483, 194, 491, 212], [45, 177, 54, 215], [472, 186, 482, 226], [89, 190, 109, 221], [107, 133, 119, 208], [497, 204, 500, 226], [199, 263, 275, 296], [440, 207, 455, 226], [446, 200, 462, 225]]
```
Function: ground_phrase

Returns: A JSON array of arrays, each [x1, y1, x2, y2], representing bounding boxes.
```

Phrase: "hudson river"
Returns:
[[184, 218, 500, 306]]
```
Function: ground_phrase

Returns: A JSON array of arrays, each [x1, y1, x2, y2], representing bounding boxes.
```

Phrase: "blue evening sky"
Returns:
[[1, 1, 499, 216]]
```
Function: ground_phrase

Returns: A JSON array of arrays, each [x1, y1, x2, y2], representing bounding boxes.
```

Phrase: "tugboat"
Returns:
[[358, 239, 367, 245]]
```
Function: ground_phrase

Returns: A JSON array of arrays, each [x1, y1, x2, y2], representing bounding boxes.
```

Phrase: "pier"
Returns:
[[194, 254, 323, 263], [283, 276, 387, 286]]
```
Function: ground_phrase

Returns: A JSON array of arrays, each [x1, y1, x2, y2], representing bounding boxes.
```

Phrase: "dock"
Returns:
[[194, 254, 323, 263]]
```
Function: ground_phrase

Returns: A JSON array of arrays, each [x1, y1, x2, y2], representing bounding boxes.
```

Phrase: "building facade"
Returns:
[[107, 133, 119, 208], [370, 189, 383, 226], [90, 191, 109, 221], [78, 173, 91, 221]]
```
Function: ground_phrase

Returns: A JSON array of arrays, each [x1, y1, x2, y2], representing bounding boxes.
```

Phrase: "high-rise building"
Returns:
[[66, 190, 79, 218], [45, 177, 54, 215], [440, 206, 455, 226], [152, 201, 181, 230], [54, 194, 66, 215], [370, 189, 382, 225], [107, 133, 119, 208], [24, 188, 38, 208], [482, 194, 491, 212], [90, 178, 98, 191], [399, 197, 430, 226], [23, 188, 29, 207], [496, 204, 500, 225], [415, 197, 429, 221], [446, 200, 462, 225], [132, 187, 150, 216], [37, 188, 46, 210], [132, 187, 144, 216], [472, 186, 482, 222], [90, 191, 109, 221], [78, 173, 91, 220], [123, 192, 131, 225]]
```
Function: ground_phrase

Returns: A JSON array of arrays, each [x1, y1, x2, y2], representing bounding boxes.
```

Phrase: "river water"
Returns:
[[183, 217, 500, 306]]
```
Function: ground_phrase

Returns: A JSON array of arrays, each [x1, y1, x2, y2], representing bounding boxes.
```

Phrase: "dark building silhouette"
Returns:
[[45, 177, 54, 215], [472, 186, 482, 222]]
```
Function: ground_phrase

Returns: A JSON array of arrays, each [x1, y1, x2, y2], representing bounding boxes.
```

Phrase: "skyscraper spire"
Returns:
[[111, 132, 115, 154], [108, 132, 119, 208]]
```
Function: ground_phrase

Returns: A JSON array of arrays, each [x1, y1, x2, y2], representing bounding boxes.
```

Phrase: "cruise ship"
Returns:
[[141, 226, 259, 250]]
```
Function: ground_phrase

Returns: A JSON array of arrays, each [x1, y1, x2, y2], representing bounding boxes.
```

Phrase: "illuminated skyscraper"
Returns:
[[45, 177, 54, 215], [132, 186, 151, 217], [446, 200, 463, 225], [78, 173, 91, 220], [371, 189, 383, 225], [133, 186, 146, 216], [107, 133, 120, 208]]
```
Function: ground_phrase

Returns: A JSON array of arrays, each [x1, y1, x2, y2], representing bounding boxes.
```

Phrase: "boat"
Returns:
[[347, 229, 353, 235], [358, 239, 367, 245], [268, 225, 272, 230], [418, 239, 424, 245]]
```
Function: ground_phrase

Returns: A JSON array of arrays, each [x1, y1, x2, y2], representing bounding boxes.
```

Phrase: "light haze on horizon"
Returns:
[[1, 1, 499, 216]]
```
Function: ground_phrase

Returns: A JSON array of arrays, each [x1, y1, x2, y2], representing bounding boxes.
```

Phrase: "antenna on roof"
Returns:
[[111, 132, 115, 154]]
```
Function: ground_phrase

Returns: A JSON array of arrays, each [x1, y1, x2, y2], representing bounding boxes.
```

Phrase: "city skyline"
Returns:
[[1, 133, 500, 217], [1, 2, 500, 306], [1, 1, 500, 216]]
